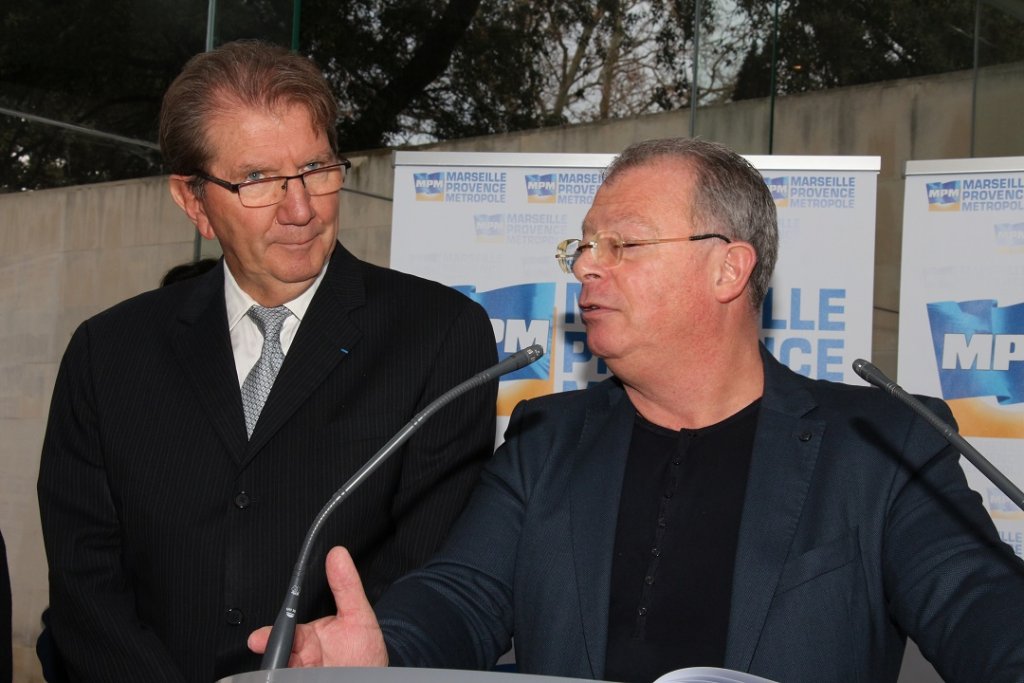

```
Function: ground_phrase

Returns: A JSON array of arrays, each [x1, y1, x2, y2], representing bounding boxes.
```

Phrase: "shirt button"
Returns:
[[225, 608, 244, 625], [799, 431, 812, 442], [650, 547, 660, 557], [644, 575, 654, 585], [234, 492, 250, 509], [638, 607, 648, 616]]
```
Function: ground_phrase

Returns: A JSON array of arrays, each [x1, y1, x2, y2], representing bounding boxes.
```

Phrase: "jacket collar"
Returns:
[[725, 347, 824, 670], [171, 244, 366, 466], [564, 349, 824, 676]]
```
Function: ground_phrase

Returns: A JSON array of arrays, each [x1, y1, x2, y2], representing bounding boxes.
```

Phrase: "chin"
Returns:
[[271, 254, 326, 283], [583, 339, 620, 362]]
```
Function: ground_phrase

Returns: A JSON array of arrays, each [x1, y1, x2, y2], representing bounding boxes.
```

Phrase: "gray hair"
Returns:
[[604, 137, 778, 309], [159, 40, 339, 194]]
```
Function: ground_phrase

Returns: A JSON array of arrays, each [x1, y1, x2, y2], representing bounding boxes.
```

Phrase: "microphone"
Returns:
[[851, 358, 1024, 512], [260, 343, 545, 670]]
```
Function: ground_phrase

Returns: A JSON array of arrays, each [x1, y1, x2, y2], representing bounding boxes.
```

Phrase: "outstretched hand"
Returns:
[[248, 546, 389, 668]]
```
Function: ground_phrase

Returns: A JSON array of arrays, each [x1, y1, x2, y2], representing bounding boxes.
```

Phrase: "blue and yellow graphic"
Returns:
[[995, 222, 1024, 248], [926, 180, 961, 212], [455, 283, 555, 415], [473, 214, 505, 242], [413, 172, 445, 201], [765, 177, 789, 207], [525, 174, 558, 204], [927, 299, 1024, 437]]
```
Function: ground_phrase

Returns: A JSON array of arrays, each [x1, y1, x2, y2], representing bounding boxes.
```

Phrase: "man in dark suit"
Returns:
[[251, 138, 1024, 681], [37, 40, 497, 682]]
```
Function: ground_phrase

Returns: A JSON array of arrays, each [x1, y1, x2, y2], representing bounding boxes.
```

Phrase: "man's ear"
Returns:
[[714, 241, 757, 304], [169, 175, 216, 240]]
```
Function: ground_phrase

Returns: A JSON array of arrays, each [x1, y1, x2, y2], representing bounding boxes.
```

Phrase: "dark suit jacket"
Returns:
[[0, 529, 10, 683], [38, 244, 498, 682], [377, 348, 1024, 682]]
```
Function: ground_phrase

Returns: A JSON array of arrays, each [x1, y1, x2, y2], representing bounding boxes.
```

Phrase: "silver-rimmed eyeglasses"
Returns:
[[555, 230, 732, 275], [192, 159, 352, 208]]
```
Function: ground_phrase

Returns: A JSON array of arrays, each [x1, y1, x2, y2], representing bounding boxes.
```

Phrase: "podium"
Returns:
[[220, 668, 589, 683]]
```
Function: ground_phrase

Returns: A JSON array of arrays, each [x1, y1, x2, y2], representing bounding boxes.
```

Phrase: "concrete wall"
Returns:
[[1, 61, 1020, 680], [0, 179, 196, 679]]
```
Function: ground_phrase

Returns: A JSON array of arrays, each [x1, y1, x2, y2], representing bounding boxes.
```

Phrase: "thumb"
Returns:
[[318, 546, 389, 667], [326, 546, 375, 621]]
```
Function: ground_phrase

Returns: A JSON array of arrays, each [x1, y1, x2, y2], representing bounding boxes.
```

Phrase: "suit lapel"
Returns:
[[171, 262, 249, 463], [244, 245, 364, 462], [724, 350, 825, 671], [569, 381, 635, 678]]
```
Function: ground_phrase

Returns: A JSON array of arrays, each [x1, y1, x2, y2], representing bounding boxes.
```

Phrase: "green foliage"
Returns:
[[3, 0, 1022, 193], [733, 0, 1024, 100]]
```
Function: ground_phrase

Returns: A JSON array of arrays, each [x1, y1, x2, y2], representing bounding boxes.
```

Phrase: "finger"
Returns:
[[325, 546, 374, 620], [289, 623, 324, 668], [248, 625, 271, 654], [321, 547, 388, 666]]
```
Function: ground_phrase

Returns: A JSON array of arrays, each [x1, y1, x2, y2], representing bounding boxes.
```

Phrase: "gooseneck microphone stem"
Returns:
[[852, 358, 1024, 512], [260, 344, 545, 670]]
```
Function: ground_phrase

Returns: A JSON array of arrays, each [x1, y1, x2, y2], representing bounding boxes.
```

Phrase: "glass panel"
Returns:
[[212, 0, 296, 49], [0, 0, 299, 193], [972, 0, 1024, 156], [691, 0, 774, 153]]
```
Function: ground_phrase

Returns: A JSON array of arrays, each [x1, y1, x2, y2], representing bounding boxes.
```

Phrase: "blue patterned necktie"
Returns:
[[241, 305, 291, 438]]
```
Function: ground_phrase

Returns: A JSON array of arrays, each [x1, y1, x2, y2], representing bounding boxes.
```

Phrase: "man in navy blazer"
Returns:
[[251, 138, 1024, 681], [37, 41, 497, 682]]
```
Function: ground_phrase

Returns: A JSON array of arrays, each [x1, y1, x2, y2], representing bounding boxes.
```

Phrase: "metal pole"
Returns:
[[0, 107, 159, 151], [688, 0, 704, 137], [970, 0, 981, 157], [197, 0, 219, 261], [768, 0, 780, 154], [292, 0, 302, 51], [206, 0, 217, 51], [689, 0, 701, 137]]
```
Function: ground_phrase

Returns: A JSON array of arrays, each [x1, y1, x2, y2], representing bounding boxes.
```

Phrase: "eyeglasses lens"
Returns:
[[595, 232, 623, 267], [237, 165, 346, 208]]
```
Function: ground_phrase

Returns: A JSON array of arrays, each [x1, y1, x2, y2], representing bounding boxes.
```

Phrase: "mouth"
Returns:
[[275, 234, 320, 248], [578, 299, 607, 321]]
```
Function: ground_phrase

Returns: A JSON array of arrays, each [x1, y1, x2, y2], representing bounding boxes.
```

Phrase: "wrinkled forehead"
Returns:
[[582, 162, 696, 237]]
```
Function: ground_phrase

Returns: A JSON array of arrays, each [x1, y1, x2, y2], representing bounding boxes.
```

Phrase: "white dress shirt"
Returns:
[[223, 261, 328, 386]]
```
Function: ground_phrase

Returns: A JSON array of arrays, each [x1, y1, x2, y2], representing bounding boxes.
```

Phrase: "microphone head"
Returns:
[[522, 343, 544, 363], [851, 358, 897, 394], [505, 344, 544, 372], [852, 358, 871, 381]]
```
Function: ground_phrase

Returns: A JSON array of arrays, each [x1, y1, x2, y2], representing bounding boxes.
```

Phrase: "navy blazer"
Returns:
[[377, 348, 1024, 682], [38, 244, 498, 682]]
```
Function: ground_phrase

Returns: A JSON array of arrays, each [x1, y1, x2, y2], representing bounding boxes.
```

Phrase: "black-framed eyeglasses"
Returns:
[[192, 159, 352, 208], [555, 229, 732, 275]]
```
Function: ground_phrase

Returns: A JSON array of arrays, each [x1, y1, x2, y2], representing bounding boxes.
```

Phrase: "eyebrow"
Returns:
[[582, 212, 658, 237], [226, 152, 336, 178]]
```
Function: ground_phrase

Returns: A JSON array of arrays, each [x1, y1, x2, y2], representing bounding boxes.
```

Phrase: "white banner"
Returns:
[[898, 156, 1024, 556], [391, 151, 879, 430]]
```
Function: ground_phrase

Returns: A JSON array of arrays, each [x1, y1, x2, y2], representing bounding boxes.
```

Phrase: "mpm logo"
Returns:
[[525, 174, 557, 204], [413, 172, 445, 202], [926, 180, 960, 212], [764, 177, 788, 207]]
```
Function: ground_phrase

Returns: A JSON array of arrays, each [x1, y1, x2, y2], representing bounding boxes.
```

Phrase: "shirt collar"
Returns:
[[224, 258, 329, 331]]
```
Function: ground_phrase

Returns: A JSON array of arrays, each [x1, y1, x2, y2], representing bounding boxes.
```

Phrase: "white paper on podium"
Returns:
[[219, 666, 593, 683], [220, 666, 776, 683], [652, 667, 777, 683]]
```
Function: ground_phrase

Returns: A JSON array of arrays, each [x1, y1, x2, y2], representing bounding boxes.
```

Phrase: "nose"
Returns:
[[276, 176, 314, 225], [571, 248, 602, 281]]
